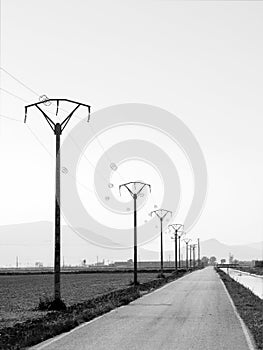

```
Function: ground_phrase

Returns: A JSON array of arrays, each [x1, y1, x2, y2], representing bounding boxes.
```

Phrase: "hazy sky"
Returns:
[[1, 0, 263, 255]]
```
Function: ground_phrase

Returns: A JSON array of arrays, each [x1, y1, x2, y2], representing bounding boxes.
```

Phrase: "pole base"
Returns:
[[157, 272, 166, 279], [38, 297, 67, 311]]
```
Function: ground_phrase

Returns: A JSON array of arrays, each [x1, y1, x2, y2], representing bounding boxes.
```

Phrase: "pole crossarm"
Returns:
[[119, 181, 151, 197], [60, 104, 80, 131], [150, 209, 172, 220], [169, 223, 183, 234], [35, 105, 56, 132], [24, 98, 91, 124], [183, 238, 192, 244], [177, 227, 185, 239]]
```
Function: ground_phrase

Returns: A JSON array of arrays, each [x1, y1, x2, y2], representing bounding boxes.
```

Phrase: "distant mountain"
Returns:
[[141, 239, 263, 262], [0, 221, 131, 266], [197, 238, 263, 261], [0, 222, 262, 266]]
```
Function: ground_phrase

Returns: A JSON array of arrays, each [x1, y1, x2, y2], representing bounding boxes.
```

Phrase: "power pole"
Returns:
[[151, 209, 172, 275], [183, 238, 191, 269], [197, 238, 200, 267], [177, 228, 185, 268], [119, 181, 151, 285], [189, 244, 192, 268], [25, 98, 91, 307], [192, 244, 197, 269], [169, 224, 183, 272]]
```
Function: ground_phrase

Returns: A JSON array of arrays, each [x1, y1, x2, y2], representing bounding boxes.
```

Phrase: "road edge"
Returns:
[[30, 271, 192, 349], [218, 274, 257, 350]]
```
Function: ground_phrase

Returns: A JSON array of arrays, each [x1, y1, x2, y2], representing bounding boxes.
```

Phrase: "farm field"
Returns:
[[0, 272, 158, 329]]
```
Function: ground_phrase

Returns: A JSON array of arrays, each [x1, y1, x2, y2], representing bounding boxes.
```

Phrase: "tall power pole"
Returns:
[[25, 98, 91, 307], [119, 181, 151, 285], [197, 238, 201, 267], [151, 209, 172, 275], [177, 228, 185, 268], [192, 243, 197, 268], [183, 238, 191, 269], [189, 244, 193, 268], [169, 224, 183, 272]]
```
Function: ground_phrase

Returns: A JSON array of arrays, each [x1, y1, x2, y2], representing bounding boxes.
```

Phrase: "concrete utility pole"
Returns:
[[169, 224, 183, 272], [183, 238, 191, 269], [25, 98, 91, 307], [177, 228, 185, 268], [151, 209, 172, 275], [119, 181, 151, 285]]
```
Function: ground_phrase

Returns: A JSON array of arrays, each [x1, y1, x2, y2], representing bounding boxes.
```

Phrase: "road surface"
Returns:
[[32, 267, 254, 350]]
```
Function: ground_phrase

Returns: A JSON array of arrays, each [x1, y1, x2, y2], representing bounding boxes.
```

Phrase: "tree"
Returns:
[[220, 259, 226, 264], [209, 256, 217, 265], [201, 256, 209, 266]]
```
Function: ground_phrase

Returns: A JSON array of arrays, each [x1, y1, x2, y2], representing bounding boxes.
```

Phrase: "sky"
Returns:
[[1, 0, 263, 262]]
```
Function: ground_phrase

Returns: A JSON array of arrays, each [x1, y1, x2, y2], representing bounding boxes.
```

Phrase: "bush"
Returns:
[[38, 295, 66, 311]]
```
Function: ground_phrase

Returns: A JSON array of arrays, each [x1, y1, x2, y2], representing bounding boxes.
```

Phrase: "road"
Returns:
[[33, 267, 254, 350]]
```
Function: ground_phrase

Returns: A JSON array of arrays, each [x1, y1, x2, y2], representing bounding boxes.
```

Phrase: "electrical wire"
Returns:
[[1, 68, 112, 169], [1, 67, 121, 178], [0, 113, 22, 123], [0, 88, 28, 103], [0, 67, 39, 96], [1, 69, 162, 210]]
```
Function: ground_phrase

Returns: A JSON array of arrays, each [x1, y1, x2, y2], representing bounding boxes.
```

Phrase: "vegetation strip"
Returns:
[[232, 266, 263, 277], [216, 267, 263, 350], [0, 270, 187, 350]]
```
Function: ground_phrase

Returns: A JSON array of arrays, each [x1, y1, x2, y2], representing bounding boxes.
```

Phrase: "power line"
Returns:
[[0, 88, 28, 103], [1, 70, 118, 179], [0, 83, 124, 188], [0, 66, 39, 96], [1, 72, 160, 207], [0, 114, 22, 123], [0, 90, 104, 193]]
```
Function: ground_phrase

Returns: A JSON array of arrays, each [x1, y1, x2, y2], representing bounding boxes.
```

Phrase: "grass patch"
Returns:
[[0, 269, 189, 350], [216, 267, 263, 350]]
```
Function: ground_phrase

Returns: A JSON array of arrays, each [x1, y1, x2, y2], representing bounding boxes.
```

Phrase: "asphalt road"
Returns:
[[33, 267, 254, 350]]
